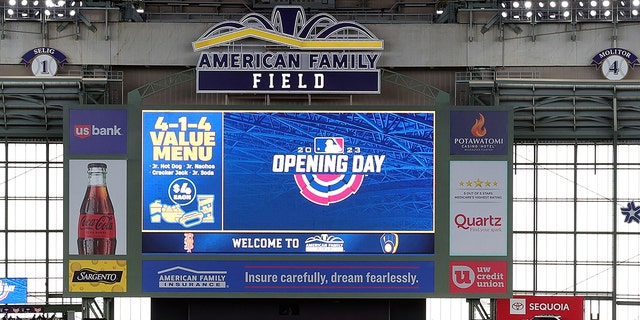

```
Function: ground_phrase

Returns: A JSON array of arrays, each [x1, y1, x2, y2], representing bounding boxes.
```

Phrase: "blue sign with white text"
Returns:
[[142, 232, 434, 254], [142, 111, 223, 231], [197, 70, 380, 93], [142, 260, 434, 294], [0, 278, 27, 304], [69, 109, 127, 154], [450, 110, 508, 155]]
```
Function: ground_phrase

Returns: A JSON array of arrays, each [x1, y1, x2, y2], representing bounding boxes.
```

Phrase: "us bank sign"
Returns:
[[192, 6, 383, 94]]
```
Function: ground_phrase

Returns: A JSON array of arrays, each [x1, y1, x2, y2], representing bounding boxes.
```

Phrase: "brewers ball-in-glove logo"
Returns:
[[272, 136, 385, 205]]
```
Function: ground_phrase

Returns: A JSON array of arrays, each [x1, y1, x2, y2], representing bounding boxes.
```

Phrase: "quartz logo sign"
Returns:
[[454, 213, 503, 230]]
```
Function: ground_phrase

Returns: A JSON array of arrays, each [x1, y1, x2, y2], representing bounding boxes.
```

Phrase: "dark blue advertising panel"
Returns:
[[142, 233, 434, 254], [197, 71, 380, 94], [68, 109, 127, 154], [0, 278, 27, 304], [450, 111, 508, 155], [142, 111, 435, 255], [142, 260, 434, 294]]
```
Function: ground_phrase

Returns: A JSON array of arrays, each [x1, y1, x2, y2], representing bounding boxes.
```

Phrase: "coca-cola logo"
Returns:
[[454, 213, 502, 230], [80, 215, 115, 230]]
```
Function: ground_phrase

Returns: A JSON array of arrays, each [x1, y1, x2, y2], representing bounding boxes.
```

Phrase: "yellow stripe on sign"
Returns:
[[193, 28, 383, 51]]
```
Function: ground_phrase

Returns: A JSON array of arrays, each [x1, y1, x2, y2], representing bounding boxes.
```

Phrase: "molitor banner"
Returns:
[[141, 111, 435, 255], [192, 6, 383, 94], [496, 296, 584, 320]]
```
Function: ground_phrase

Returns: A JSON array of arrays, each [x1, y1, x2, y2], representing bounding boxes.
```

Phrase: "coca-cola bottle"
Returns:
[[77, 162, 117, 255]]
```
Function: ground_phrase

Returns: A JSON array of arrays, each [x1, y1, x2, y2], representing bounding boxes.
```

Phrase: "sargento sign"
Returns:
[[192, 6, 383, 94]]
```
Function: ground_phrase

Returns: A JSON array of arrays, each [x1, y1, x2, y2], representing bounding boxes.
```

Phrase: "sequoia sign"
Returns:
[[496, 295, 584, 320]]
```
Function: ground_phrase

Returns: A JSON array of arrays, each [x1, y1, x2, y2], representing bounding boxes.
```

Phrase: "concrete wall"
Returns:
[[0, 15, 636, 68]]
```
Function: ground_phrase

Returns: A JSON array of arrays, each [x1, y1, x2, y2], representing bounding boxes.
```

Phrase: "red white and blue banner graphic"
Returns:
[[0, 278, 27, 304], [141, 111, 435, 255]]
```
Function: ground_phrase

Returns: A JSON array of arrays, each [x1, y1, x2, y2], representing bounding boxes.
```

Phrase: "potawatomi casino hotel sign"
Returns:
[[192, 6, 383, 94]]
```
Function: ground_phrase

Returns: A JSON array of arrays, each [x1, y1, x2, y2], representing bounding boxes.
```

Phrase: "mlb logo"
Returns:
[[314, 137, 344, 154]]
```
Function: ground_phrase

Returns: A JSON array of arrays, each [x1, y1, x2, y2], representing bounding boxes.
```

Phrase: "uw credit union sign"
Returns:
[[192, 6, 383, 94]]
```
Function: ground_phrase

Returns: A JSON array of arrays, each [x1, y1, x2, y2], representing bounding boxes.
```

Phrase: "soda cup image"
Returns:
[[149, 200, 162, 223], [198, 195, 214, 223], [77, 162, 117, 255]]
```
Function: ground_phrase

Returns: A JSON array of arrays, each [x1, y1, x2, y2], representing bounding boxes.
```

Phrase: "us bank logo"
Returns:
[[193, 6, 383, 94], [271, 136, 386, 205], [69, 109, 127, 155]]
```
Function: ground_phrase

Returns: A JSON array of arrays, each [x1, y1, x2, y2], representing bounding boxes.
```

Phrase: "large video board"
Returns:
[[63, 105, 512, 298]]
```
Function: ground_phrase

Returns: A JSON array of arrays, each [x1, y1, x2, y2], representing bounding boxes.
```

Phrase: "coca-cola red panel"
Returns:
[[68, 159, 127, 255]]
